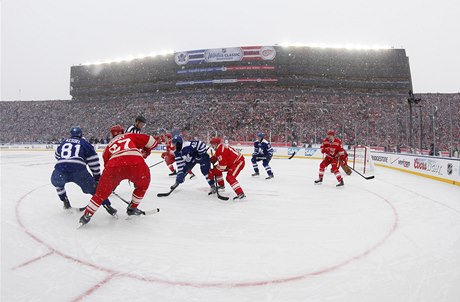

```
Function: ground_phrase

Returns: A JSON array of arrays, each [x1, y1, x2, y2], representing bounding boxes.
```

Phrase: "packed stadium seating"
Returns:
[[1, 88, 458, 157]]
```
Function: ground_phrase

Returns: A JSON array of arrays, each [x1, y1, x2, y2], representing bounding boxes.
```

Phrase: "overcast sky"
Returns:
[[2, 0, 459, 101]]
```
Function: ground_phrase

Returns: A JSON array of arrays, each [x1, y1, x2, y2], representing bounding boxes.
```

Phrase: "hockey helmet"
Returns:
[[135, 115, 147, 123], [70, 126, 82, 138], [172, 135, 183, 145], [210, 137, 222, 146], [327, 130, 335, 136], [257, 132, 265, 139], [165, 133, 172, 140], [110, 124, 124, 137], [172, 135, 183, 151]]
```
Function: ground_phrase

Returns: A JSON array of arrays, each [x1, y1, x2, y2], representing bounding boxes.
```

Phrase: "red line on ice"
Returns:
[[15, 184, 399, 291]]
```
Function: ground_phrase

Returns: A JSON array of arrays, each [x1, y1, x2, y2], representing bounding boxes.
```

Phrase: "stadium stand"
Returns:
[[1, 45, 458, 156]]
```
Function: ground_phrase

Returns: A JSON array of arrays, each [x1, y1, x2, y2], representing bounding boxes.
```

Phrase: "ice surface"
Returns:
[[2, 151, 460, 302]]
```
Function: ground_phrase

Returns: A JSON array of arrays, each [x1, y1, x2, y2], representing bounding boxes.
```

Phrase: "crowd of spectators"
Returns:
[[1, 87, 459, 157]]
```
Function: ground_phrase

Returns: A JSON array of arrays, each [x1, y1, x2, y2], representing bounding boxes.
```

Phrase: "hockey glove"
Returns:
[[170, 182, 180, 190], [141, 148, 151, 159], [342, 164, 352, 175], [161, 152, 168, 159], [210, 156, 217, 164]]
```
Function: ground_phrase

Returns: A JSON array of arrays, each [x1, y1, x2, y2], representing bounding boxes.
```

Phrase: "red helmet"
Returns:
[[165, 133, 172, 140], [327, 130, 335, 136], [210, 137, 222, 146], [111, 125, 124, 137]]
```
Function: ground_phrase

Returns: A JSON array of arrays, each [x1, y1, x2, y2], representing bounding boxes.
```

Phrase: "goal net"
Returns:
[[351, 145, 375, 177]]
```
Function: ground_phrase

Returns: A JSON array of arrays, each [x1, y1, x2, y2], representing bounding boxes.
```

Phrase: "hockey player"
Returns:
[[170, 135, 215, 194], [161, 133, 195, 178], [209, 137, 246, 200], [315, 130, 346, 186], [51, 127, 117, 216], [79, 125, 163, 226], [125, 115, 146, 134], [331, 148, 352, 175], [251, 132, 274, 179], [161, 134, 177, 175], [343, 150, 352, 175]]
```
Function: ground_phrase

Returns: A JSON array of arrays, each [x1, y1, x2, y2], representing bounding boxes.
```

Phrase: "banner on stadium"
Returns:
[[176, 78, 278, 86], [174, 46, 276, 65], [177, 66, 275, 74]]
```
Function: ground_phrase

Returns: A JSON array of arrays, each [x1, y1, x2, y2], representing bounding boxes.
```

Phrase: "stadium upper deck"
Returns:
[[70, 45, 412, 99]]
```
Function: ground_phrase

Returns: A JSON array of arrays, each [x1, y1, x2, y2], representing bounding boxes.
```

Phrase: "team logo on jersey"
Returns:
[[175, 52, 189, 65]]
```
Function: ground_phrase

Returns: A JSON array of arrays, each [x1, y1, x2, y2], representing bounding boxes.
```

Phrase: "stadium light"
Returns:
[[81, 49, 175, 66]]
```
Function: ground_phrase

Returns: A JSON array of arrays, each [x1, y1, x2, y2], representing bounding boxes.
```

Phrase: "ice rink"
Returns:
[[2, 150, 460, 302]]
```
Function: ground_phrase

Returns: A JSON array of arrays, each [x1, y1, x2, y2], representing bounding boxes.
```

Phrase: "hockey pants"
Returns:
[[51, 168, 111, 206], [85, 161, 150, 216]]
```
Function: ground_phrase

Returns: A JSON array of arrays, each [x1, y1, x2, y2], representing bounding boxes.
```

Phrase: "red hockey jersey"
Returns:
[[166, 141, 176, 155], [213, 143, 243, 171], [103, 133, 158, 167], [320, 137, 345, 159]]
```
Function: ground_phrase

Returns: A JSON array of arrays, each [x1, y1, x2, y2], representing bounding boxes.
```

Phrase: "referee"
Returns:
[[125, 115, 146, 134]]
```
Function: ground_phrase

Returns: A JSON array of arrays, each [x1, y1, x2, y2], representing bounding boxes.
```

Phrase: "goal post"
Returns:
[[352, 145, 375, 178]]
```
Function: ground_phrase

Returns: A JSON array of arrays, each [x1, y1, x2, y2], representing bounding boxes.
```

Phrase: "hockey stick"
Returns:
[[213, 176, 229, 201], [157, 182, 179, 197], [149, 160, 164, 168], [112, 191, 130, 205], [349, 167, 375, 180], [209, 150, 229, 201], [283, 151, 296, 160], [111, 191, 160, 215]]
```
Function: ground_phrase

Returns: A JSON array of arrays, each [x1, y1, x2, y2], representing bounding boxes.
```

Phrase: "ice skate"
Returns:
[[266, 174, 274, 180], [233, 193, 246, 201], [103, 204, 118, 217], [169, 170, 177, 176], [336, 179, 344, 187], [251, 172, 260, 177], [314, 178, 323, 184], [126, 206, 145, 216], [78, 213, 92, 228], [208, 185, 217, 195], [62, 197, 71, 209]]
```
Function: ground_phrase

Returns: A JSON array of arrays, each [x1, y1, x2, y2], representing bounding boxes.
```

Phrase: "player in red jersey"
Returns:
[[330, 148, 352, 175], [161, 133, 195, 178], [208, 137, 246, 200], [161, 134, 177, 175], [314, 130, 346, 187], [79, 125, 163, 226]]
